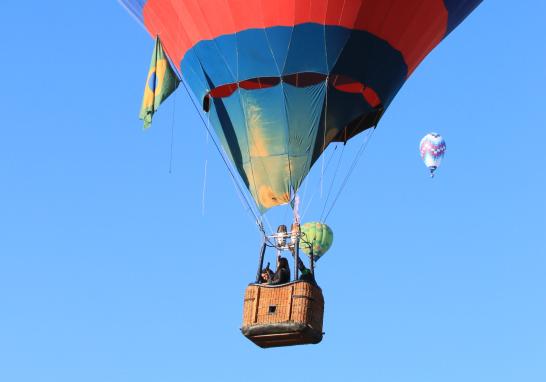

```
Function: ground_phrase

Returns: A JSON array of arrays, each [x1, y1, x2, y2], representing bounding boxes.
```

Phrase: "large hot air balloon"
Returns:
[[120, 0, 481, 212], [120, 0, 482, 348]]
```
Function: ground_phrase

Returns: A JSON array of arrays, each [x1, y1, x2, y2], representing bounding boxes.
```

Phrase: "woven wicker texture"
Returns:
[[242, 281, 324, 332]]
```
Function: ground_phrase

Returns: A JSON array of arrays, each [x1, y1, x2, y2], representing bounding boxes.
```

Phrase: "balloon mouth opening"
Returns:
[[202, 72, 382, 112]]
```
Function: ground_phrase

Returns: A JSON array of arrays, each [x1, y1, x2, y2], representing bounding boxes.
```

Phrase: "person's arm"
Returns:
[[289, 245, 308, 272], [269, 269, 282, 285]]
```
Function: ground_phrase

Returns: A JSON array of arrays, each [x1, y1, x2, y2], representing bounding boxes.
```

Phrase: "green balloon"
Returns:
[[299, 222, 333, 260]]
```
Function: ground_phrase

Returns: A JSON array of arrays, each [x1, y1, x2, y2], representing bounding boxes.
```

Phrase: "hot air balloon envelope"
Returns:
[[300, 222, 334, 260], [420, 132, 446, 177], [121, 0, 480, 210]]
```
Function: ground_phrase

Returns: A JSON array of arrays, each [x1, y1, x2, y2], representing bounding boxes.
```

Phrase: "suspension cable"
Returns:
[[168, 90, 177, 174], [323, 127, 376, 222], [300, 144, 338, 221], [319, 141, 346, 221], [178, 78, 264, 229]]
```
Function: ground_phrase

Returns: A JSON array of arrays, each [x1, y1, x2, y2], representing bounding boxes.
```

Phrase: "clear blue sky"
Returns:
[[1, 1, 545, 381]]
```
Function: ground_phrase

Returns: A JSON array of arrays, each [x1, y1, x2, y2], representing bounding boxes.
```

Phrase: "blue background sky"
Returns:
[[1, 1, 545, 381]]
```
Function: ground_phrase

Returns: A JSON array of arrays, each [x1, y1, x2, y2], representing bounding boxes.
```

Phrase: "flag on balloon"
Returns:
[[139, 37, 180, 128]]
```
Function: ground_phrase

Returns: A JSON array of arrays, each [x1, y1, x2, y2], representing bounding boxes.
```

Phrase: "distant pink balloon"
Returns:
[[420, 133, 446, 177]]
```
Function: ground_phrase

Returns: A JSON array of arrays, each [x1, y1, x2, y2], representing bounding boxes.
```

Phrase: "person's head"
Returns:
[[261, 269, 271, 281], [278, 257, 289, 269]]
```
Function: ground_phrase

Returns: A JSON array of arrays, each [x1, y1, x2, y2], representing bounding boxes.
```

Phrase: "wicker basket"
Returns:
[[241, 280, 324, 348]]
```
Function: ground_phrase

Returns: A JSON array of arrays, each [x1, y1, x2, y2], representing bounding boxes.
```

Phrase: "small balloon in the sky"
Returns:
[[299, 222, 334, 261], [420, 133, 446, 178]]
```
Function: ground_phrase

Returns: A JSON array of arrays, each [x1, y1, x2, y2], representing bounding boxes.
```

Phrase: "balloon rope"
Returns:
[[202, 158, 208, 216], [178, 78, 263, 228], [300, 144, 338, 221], [319, 141, 346, 221], [320, 79, 328, 198], [201, 118, 210, 216], [323, 128, 376, 222], [168, 90, 177, 174]]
